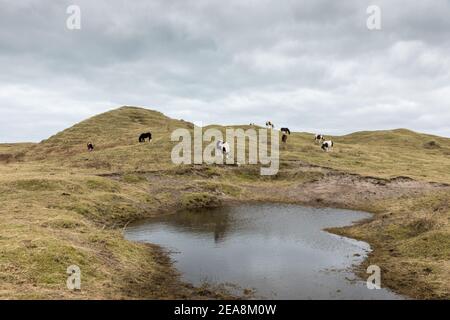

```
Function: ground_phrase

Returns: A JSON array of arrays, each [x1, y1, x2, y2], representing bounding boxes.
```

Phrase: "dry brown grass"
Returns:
[[0, 106, 449, 299]]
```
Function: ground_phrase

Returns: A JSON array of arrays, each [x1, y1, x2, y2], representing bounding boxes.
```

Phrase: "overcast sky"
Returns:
[[1, 0, 450, 142]]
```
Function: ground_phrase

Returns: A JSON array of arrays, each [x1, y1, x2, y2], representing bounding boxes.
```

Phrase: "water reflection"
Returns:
[[125, 204, 404, 300], [139, 207, 232, 243]]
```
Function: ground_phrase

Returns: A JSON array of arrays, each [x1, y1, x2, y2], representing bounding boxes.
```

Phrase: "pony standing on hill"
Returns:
[[139, 132, 152, 142], [266, 121, 275, 129], [216, 140, 231, 159], [314, 134, 324, 143], [321, 140, 334, 152], [281, 128, 291, 135]]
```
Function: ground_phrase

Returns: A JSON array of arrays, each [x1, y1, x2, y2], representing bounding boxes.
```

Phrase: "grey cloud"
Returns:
[[0, 0, 449, 142]]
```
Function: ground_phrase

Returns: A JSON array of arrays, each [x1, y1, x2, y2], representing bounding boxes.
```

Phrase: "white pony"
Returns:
[[216, 140, 231, 159]]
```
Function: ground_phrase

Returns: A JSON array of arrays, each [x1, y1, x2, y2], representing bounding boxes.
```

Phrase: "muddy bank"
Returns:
[[244, 169, 448, 209]]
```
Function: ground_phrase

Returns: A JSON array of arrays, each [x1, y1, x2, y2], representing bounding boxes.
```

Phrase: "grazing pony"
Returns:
[[87, 143, 94, 152], [265, 121, 275, 129], [314, 134, 324, 143], [216, 140, 231, 159], [321, 140, 334, 152], [281, 127, 291, 135], [139, 132, 152, 142]]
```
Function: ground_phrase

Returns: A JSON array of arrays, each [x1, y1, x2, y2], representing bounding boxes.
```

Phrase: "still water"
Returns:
[[125, 204, 403, 299]]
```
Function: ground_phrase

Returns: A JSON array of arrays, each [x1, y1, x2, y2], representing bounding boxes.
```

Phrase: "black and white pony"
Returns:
[[281, 128, 291, 135], [265, 121, 275, 129], [139, 132, 152, 142], [321, 140, 334, 152], [314, 134, 324, 143], [216, 140, 231, 159], [87, 143, 94, 152]]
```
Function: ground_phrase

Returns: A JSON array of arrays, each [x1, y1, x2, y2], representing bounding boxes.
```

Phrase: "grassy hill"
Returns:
[[21, 106, 450, 183], [0, 106, 449, 299], [26, 106, 194, 171], [282, 129, 450, 183]]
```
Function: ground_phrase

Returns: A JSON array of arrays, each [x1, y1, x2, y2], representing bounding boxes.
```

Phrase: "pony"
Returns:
[[139, 132, 152, 142]]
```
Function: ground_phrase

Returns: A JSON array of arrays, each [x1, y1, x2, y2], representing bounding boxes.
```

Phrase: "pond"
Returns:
[[125, 203, 403, 299]]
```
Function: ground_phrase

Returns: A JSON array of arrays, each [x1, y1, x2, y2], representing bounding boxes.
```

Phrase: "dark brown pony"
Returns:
[[139, 132, 152, 142]]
